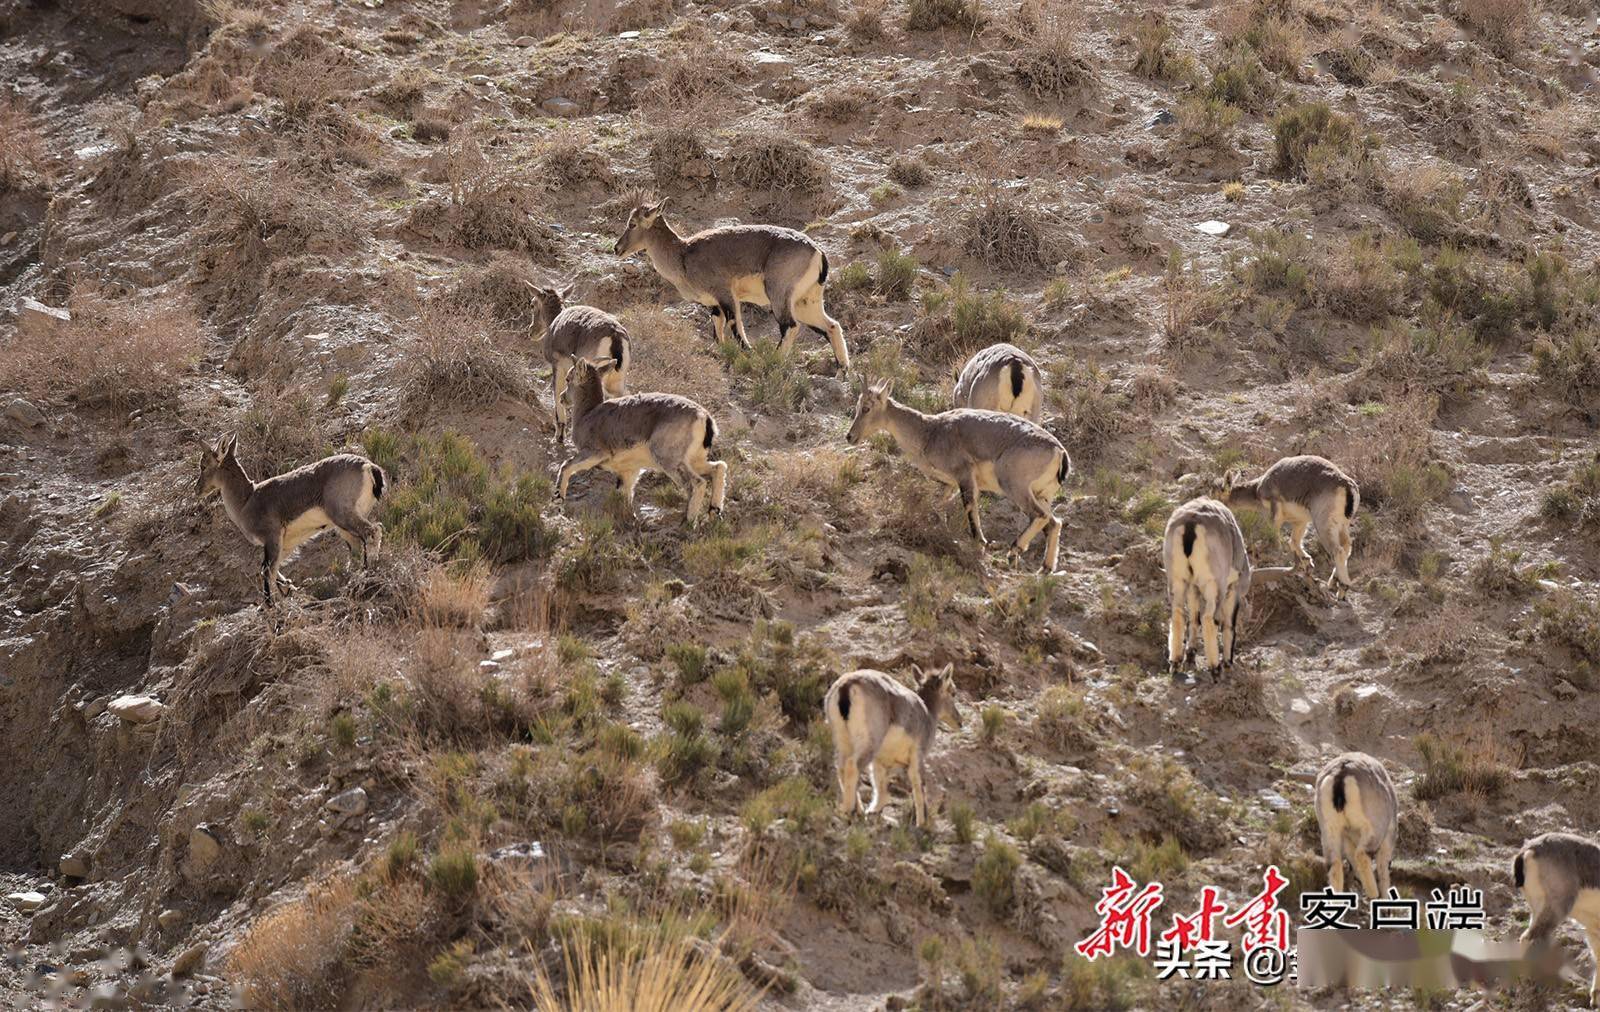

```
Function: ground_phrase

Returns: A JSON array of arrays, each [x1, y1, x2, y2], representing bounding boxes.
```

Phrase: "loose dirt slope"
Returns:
[[2, 0, 1600, 1007]]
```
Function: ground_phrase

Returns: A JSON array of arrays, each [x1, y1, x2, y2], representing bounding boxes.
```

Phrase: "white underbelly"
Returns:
[[605, 444, 658, 474], [282, 507, 333, 554], [731, 274, 770, 306], [876, 725, 917, 768]]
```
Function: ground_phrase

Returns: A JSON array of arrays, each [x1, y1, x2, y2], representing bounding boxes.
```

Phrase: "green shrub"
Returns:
[[666, 642, 711, 686], [1540, 453, 1600, 526], [719, 339, 809, 411], [876, 248, 918, 301], [428, 848, 479, 899], [950, 799, 976, 844], [973, 835, 1022, 916], [364, 430, 557, 564], [1205, 44, 1275, 111], [1176, 95, 1240, 149], [1271, 103, 1367, 180]]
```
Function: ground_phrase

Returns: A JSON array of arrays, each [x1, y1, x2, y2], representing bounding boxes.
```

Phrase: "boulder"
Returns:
[[157, 908, 183, 930], [541, 97, 580, 117], [60, 853, 90, 878], [16, 297, 70, 341], [107, 695, 164, 724], [6, 891, 47, 912], [325, 786, 369, 817], [5, 398, 45, 428], [172, 942, 207, 977], [187, 826, 221, 872]]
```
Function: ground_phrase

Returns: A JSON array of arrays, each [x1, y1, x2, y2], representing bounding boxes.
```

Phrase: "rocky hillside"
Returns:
[[2, 0, 1600, 1007]]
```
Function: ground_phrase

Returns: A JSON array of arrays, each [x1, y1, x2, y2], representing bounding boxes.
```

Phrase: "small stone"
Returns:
[[479, 660, 501, 672], [325, 786, 369, 817], [17, 297, 71, 339], [60, 854, 89, 878], [512, 35, 536, 46], [1259, 789, 1291, 811], [88, 982, 126, 1010], [188, 826, 221, 871], [491, 648, 515, 662], [1194, 219, 1231, 237], [108, 695, 164, 724], [6, 891, 47, 912], [81, 696, 108, 720], [5, 398, 45, 427], [172, 942, 207, 977], [752, 51, 793, 77], [1150, 109, 1175, 127], [488, 840, 546, 866], [617, 30, 641, 39], [0, 231, 16, 245], [541, 97, 580, 117], [157, 908, 183, 930]]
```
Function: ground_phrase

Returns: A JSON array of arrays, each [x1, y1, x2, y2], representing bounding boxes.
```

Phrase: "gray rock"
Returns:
[[1150, 109, 1175, 127], [81, 696, 108, 720], [6, 891, 46, 912], [60, 853, 89, 878], [488, 840, 546, 866], [542, 97, 580, 117], [512, 35, 536, 46], [157, 908, 183, 930], [1194, 219, 1232, 237], [88, 982, 127, 1011], [752, 51, 793, 76], [5, 398, 45, 427], [325, 786, 369, 816], [617, 30, 641, 39], [108, 695, 164, 724], [188, 826, 221, 872], [17, 297, 70, 340], [172, 942, 207, 977]]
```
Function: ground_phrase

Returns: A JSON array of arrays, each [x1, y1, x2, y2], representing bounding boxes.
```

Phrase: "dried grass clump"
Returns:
[[235, 388, 331, 477], [1132, 13, 1198, 82], [649, 127, 716, 190], [255, 25, 360, 123], [1381, 164, 1465, 244], [528, 918, 760, 1010], [406, 139, 559, 255], [1054, 363, 1127, 461], [229, 875, 356, 1010], [1456, 0, 1532, 55], [727, 133, 829, 194], [809, 84, 874, 122], [1221, 0, 1310, 79], [537, 129, 615, 189], [450, 253, 542, 331], [905, 0, 984, 32], [1318, 233, 1406, 323], [909, 274, 1028, 366], [0, 284, 202, 411], [888, 155, 931, 188], [619, 306, 732, 413], [0, 97, 50, 190], [643, 48, 742, 110], [962, 193, 1057, 272], [1532, 330, 1600, 419], [1008, 3, 1093, 98], [1414, 732, 1512, 800], [846, 0, 888, 40], [415, 561, 493, 628], [398, 301, 535, 416], [1175, 96, 1240, 151], [374, 66, 432, 117], [1356, 319, 1486, 402]]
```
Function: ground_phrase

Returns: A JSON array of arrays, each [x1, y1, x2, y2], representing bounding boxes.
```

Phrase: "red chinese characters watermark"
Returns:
[[1224, 865, 1291, 953], [1075, 866, 1165, 960], [1160, 885, 1227, 953]]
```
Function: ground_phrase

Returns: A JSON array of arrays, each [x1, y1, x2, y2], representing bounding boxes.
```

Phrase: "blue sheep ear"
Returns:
[[939, 663, 955, 685], [910, 663, 926, 681]]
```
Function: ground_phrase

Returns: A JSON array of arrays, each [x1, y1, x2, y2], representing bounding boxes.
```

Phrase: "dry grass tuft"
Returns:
[[962, 192, 1058, 272], [905, 0, 984, 32], [398, 300, 534, 416], [414, 561, 493, 629], [529, 919, 760, 1010], [727, 133, 829, 194], [1456, 0, 1533, 55], [846, 0, 888, 40], [0, 283, 203, 411], [537, 129, 615, 189], [649, 126, 717, 191], [0, 97, 50, 189], [1008, 3, 1093, 98], [450, 252, 543, 332], [229, 875, 356, 1010]]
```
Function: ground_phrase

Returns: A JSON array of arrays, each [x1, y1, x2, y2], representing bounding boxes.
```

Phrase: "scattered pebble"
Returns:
[[325, 786, 369, 816]]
